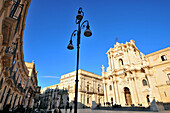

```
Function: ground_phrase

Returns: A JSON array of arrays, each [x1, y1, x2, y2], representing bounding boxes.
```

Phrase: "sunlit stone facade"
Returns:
[[146, 47, 170, 109], [102, 40, 170, 108], [0, 0, 40, 111], [59, 69, 104, 108]]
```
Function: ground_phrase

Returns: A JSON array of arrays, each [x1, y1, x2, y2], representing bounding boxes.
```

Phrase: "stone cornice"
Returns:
[[19, 0, 31, 77], [146, 47, 170, 57], [149, 61, 170, 68], [60, 69, 102, 80]]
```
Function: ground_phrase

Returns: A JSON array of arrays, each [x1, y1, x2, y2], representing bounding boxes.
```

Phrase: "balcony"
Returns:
[[2, 48, 13, 68], [2, 17, 17, 46]]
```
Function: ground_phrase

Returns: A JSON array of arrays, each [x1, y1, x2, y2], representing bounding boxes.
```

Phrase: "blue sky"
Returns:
[[23, 0, 170, 89]]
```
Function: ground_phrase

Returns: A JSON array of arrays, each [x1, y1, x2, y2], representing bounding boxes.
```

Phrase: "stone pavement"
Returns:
[[61, 109, 170, 113]]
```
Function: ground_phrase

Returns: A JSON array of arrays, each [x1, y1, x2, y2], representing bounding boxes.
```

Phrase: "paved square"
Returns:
[[61, 109, 170, 113]]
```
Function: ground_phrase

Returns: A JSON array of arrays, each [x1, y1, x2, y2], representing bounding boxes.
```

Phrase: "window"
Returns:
[[119, 59, 124, 66], [161, 55, 167, 61], [167, 73, 170, 80], [110, 85, 112, 90], [87, 97, 89, 104], [87, 85, 89, 91], [0, 78, 3, 89], [142, 79, 148, 86]]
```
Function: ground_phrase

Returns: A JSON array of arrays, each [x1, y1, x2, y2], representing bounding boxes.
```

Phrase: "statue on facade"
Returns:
[[102, 65, 105, 72]]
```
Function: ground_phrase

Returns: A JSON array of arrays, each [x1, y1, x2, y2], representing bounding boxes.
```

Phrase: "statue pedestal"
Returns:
[[91, 101, 97, 109]]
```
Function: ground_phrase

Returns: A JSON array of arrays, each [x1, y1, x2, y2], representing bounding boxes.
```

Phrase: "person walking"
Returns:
[[70, 106, 72, 113]]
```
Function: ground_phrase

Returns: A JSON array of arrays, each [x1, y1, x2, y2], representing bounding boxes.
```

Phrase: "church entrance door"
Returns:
[[124, 87, 132, 105]]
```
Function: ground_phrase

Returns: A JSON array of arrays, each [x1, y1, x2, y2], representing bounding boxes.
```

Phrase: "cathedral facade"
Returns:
[[102, 40, 170, 107]]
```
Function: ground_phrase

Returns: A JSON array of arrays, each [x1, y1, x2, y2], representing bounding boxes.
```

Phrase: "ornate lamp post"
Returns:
[[67, 7, 92, 113]]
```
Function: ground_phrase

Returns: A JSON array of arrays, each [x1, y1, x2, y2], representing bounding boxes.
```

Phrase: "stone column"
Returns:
[[132, 77, 139, 105], [103, 83, 108, 103], [114, 80, 120, 104], [110, 55, 115, 71], [112, 81, 116, 104], [128, 77, 136, 105], [134, 76, 141, 104], [108, 54, 112, 70]]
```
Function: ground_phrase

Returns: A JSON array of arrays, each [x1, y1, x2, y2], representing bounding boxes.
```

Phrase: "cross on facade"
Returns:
[[115, 37, 118, 42]]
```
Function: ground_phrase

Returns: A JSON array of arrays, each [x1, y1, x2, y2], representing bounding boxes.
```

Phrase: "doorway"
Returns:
[[146, 95, 150, 105], [124, 87, 132, 105]]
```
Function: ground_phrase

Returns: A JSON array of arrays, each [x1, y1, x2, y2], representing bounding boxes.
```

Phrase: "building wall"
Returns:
[[146, 47, 170, 103], [59, 69, 104, 108], [0, 0, 40, 110]]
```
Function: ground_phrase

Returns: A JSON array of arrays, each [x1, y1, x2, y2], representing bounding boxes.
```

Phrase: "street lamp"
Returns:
[[67, 7, 92, 113]]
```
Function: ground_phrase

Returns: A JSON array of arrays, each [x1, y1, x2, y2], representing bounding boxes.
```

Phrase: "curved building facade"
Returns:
[[0, 0, 40, 110]]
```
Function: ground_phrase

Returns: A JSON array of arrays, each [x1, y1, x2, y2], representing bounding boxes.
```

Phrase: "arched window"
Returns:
[[110, 85, 112, 90], [142, 79, 147, 86], [119, 59, 124, 66]]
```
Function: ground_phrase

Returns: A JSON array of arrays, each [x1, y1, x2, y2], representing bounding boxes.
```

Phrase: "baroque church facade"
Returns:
[[102, 40, 170, 107]]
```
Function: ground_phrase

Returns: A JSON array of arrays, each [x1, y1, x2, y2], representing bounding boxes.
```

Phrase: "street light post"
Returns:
[[67, 7, 92, 113]]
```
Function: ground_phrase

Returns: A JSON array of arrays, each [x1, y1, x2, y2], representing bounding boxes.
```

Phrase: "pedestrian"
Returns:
[[65, 105, 67, 113], [70, 106, 72, 113], [104, 102, 105, 106], [59, 106, 62, 113]]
